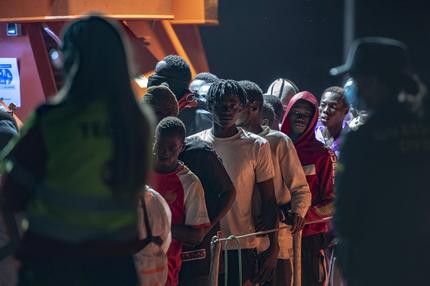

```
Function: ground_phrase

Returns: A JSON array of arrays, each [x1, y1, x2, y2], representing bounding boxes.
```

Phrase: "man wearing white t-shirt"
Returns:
[[189, 79, 279, 285], [238, 81, 311, 286]]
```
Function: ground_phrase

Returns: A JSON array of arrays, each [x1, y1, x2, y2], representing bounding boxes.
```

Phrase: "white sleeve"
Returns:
[[280, 139, 311, 218], [183, 177, 210, 228], [255, 141, 275, 183]]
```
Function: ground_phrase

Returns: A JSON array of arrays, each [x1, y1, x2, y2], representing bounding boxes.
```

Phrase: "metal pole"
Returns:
[[293, 231, 302, 286], [209, 233, 222, 286], [344, 0, 355, 59]]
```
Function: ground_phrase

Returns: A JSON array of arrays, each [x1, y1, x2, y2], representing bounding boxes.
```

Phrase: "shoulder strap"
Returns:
[[141, 196, 153, 239], [140, 196, 164, 248]]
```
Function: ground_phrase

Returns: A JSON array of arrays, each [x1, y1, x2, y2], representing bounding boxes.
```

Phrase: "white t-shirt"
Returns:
[[189, 128, 274, 250], [256, 127, 311, 259]]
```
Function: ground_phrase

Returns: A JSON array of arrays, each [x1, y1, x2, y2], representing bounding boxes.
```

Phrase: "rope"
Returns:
[[210, 216, 333, 286], [215, 216, 332, 243]]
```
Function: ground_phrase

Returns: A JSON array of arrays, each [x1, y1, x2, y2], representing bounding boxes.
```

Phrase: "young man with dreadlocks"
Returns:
[[189, 79, 279, 285], [237, 80, 311, 286]]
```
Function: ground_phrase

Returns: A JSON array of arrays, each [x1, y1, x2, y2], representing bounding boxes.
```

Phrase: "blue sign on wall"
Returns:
[[0, 59, 21, 107]]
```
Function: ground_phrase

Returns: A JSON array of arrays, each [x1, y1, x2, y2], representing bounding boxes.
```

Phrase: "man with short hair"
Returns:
[[190, 79, 279, 285], [261, 103, 276, 129], [189, 72, 219, 94], [148, 55, 212, 136], [238, 80, 311, 286], [315, 86, 349, 157], [140, 84, 179, 122], [263, 94, 284, 130]]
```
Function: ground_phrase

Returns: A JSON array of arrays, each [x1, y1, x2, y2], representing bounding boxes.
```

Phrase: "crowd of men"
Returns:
[[0, 14, 429, 286]]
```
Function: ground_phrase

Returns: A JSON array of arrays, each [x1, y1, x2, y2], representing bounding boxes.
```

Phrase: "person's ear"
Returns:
[[237, 103, 243, 113], [261, 118, 269, 126], [249, 101, 259, 113], [344, 105, 350, 115], [181, 141, 186, 152]]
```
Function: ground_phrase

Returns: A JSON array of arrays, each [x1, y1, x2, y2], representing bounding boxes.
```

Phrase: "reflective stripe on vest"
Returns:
[[5, 156, 137, 243]]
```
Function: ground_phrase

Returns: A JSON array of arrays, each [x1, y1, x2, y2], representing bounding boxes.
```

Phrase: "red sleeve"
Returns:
[[306, 149, 336, 222]]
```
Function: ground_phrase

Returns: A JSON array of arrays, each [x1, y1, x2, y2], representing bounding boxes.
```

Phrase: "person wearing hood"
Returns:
[[147, 56, 213, 136], [281, 91, 336, 286]]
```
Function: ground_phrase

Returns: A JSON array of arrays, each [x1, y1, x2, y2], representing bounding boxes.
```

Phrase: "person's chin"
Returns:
[[319, 116, 329, 124], [294, 122, 305, 130], [218, 119, 235, 127], [156, 161, 173, 170]]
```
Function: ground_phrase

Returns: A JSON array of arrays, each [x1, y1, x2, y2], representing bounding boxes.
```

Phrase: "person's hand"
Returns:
[[289, 212, 305, 234], [253, 246, 278, 284]]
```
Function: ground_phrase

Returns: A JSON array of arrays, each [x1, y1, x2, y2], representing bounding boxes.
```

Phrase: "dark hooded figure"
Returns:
[[281, 91, 336, 286], [0, 14, 153, 286]]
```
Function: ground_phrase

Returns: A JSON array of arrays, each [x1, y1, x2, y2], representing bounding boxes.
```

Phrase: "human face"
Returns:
[[210, 94, 243, 129], [154, 134, 184, 172], [319, 91, 348, 128], [287, 100, 314, 136]]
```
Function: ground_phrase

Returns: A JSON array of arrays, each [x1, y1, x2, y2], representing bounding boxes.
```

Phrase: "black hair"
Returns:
[[322, 86, 347, 106], [157, 55, 191, 81], [239, 80, 264, 109], [156, 116, 186, 142], [141, 84, 179, 119], [261, 103, 275, 126], [194, 72, 219, 83], [148, 55, 191, 100], [207, 79, 247, 108], [263, 94, 284, 122], [61, 14, 153, 197]]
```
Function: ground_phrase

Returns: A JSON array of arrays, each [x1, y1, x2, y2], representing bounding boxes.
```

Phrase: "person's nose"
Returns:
[[322, 105, 330, 113]]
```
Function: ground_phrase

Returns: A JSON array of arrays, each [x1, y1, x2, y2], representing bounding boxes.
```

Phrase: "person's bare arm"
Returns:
[[172, 224, 210, 246]]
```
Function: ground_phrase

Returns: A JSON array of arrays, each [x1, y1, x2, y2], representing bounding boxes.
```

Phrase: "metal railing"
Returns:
[[209, 217, 333, 286]]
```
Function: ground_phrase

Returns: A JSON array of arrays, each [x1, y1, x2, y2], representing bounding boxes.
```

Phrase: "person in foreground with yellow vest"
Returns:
[[0, 14, 154, 286]]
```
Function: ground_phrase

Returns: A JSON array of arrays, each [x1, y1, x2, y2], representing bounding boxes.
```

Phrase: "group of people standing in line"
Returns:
[[1, 13, 429, 286]]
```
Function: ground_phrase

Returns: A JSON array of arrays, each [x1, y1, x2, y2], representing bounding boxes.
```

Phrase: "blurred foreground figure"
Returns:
[[0, 14, 153, 286], [0, 110, 19, 286], [331, 37, 430, 286]]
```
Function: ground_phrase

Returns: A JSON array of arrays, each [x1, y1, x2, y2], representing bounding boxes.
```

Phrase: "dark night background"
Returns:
[[200, 0, 430, 98]]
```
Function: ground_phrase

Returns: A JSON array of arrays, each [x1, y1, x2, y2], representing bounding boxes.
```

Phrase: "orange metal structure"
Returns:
[[0, 0, 217, 119]]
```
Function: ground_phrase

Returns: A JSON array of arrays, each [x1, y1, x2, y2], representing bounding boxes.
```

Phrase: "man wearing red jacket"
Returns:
[[281, 91, 336, 286]]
